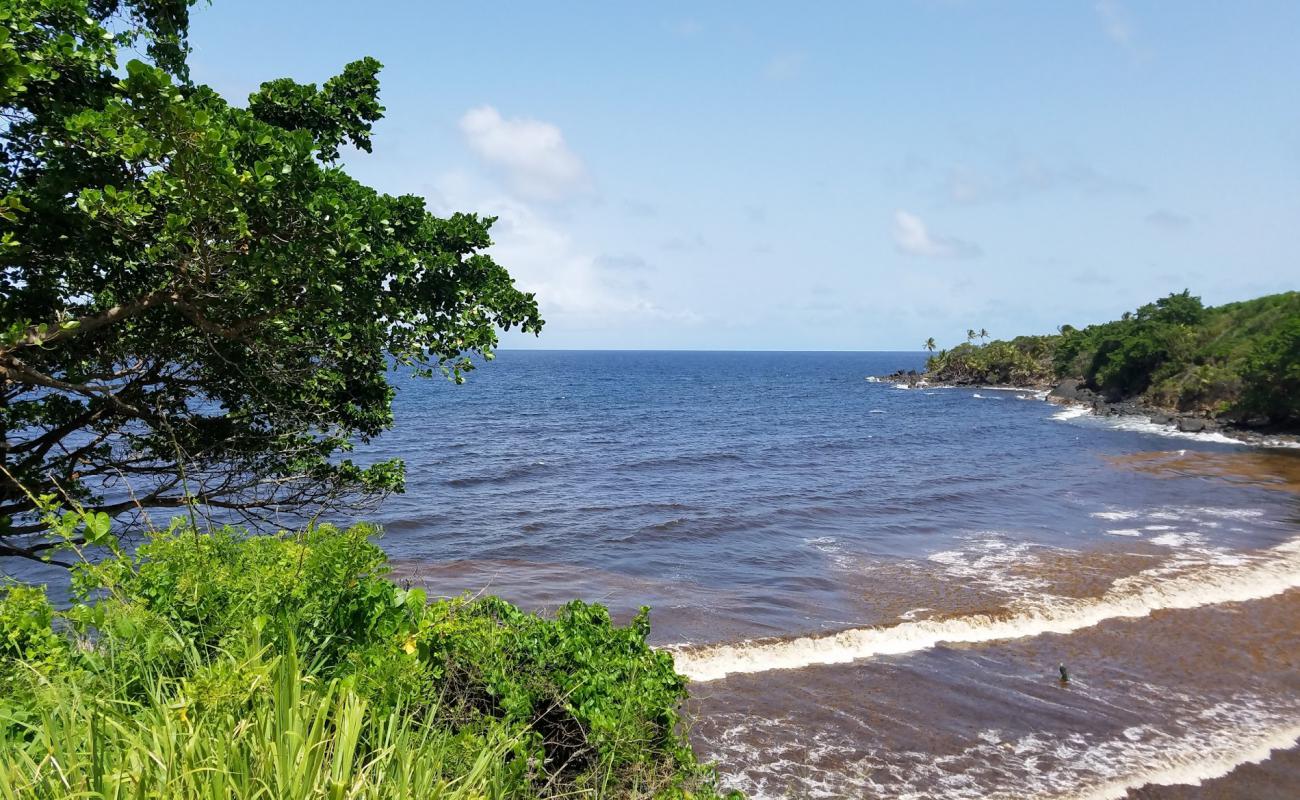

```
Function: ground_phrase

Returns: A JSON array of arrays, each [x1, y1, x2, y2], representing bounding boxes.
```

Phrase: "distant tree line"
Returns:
[[923, 290, 1300, 428]]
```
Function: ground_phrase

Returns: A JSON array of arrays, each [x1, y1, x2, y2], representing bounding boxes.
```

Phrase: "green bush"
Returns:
[[0, 525, 733, 798], [1239, 315, 1300, 425]]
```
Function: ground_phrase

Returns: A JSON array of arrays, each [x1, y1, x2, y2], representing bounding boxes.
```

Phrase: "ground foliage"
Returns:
[[0, 0, 542, 561], [924, 291, 1300, 427], [0, 523, 733, 798]]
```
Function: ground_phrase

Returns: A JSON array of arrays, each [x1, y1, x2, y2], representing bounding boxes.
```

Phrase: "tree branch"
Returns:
[[2, 289, 176, 355]]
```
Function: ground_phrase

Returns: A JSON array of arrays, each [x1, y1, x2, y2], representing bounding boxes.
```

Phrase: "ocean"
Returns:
[[13, 349, 1279, 797], [361, 350, 1300, 798]]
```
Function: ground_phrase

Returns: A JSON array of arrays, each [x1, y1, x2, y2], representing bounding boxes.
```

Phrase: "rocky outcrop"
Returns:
[[871, 368, 1296, 444], [1044, 379, 1242, 437], [875, 369, 928, 388], [1047, 379, 1094, 404]]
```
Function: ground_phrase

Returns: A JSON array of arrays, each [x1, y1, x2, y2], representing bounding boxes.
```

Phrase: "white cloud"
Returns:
[[458, 106, 590, 201], [892, 211, 981, 259], [428, 175, 695, 330]]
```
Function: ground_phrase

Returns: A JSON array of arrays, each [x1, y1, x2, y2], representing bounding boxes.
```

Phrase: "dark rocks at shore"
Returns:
[[876, 369, 928, 387], [1047, 381, 1225, 433], [1047, 379, 1092, 404], [875, 371, 1257, 438]]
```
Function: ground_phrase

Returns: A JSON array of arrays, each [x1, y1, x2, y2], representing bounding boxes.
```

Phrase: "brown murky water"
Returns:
[[25, 354, 1299, 796], [392, 418, 1300, 798]]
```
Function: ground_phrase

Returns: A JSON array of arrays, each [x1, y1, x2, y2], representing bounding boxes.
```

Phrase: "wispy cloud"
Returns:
[[593, 253, 655, 272], [1095, 0, 1136, 50], [892, 211, 982, 259], [661, 233, 708, 252], [671, 18, 704, 38], [1145, 209, 1193, 231], [458, 106, 590, 201], [1072, 268, 1115, 286], [944, 159, 1144, 205], [763, 51, 806, 81], [428, 181, 692, 328]]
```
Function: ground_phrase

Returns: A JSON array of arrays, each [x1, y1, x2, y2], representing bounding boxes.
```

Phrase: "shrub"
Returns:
[[1, 525, 733, 798]]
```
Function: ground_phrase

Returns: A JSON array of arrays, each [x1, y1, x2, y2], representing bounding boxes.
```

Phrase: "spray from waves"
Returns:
[[671, 537, 1300, 682]]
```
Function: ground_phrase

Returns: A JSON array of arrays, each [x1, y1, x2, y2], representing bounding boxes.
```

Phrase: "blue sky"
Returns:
[[187, 1, 1299, 350]]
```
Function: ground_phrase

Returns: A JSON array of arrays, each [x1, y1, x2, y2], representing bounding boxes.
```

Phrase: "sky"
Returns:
[[186, 1, 1300, 350]]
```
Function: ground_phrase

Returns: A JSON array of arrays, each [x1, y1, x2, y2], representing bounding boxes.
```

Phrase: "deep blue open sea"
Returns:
[[355, 350, 1300, 799]]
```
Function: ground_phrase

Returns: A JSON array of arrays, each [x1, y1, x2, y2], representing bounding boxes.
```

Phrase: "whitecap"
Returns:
[[1092, 510, 1139, 521], [670, 535, 1300, 682]]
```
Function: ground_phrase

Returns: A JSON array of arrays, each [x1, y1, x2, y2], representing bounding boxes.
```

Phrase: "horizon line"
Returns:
[[489, 347, 930, 354]]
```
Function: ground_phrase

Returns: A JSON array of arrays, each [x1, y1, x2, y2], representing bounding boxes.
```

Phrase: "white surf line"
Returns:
[[1064, 722, 1300, 800], [1049, 401, 1300, 449], [671, 537, 1300, 683]]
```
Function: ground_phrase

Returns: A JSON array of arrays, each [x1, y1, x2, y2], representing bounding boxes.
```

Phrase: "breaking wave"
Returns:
[[1064, 712, 1300, 800], [1049, 403, 1300, 449], [672, 536, 1300, 682]]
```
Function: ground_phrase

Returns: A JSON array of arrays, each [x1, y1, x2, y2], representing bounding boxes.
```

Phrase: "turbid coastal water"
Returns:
[[353, 350, 1300, 799], [10, 350, 1284, 798]]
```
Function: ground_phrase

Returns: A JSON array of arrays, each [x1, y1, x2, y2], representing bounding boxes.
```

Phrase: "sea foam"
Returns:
[[671, 536, 1300, 682], [1066, 717, 1300, 800], [1049, 403, 1300, 449]]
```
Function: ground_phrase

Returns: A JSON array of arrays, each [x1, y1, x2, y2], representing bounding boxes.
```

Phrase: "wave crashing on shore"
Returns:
[[672, 536, 1300, 683]]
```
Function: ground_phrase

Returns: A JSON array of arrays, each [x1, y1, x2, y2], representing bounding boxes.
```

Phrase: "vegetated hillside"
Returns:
[[924, 291, 1300, 429]]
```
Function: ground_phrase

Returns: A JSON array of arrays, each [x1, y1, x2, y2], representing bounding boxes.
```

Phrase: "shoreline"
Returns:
[[873, 371, 1300, 449]]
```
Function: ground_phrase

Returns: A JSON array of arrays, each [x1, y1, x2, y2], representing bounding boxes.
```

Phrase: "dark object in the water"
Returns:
[[1059, 663, 1070, 684]]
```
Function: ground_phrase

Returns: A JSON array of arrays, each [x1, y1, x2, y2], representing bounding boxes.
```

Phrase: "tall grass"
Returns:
[[0, 643, 519, 800], [0, 525, 736, 798]]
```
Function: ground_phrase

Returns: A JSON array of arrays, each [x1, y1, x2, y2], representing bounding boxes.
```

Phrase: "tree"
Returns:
[[1239, 315, 1300, 426], [966, 329, 976, 343], [0, 1, 542, 562], [924, 337, 936, 353], [978, 328, 989, 342]]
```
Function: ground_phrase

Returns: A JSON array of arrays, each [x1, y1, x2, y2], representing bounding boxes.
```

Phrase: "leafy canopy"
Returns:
[[0, 0, 542, 561]]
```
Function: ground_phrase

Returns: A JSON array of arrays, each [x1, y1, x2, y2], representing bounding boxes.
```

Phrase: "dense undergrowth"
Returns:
[[0, 524, 733, 799], [924, 290, 1300, 427]]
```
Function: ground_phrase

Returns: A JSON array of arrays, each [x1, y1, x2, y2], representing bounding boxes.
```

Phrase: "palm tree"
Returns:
[[966, 328, 977, 343], [978, 328, 989, 342], [924, 337, 936, 353]]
